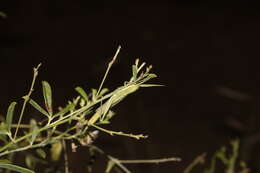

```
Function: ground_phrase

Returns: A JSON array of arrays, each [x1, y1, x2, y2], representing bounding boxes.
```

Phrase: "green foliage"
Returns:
[[75, 87, 89, 102], [42, 81, 53, 116], [0, 162, 34, 173], [0, 47, 250, 173], [0, 48, 174, 173], [6, 102, 17, 133], [28, 99, 49, 118], [184, 139, 250, 173]]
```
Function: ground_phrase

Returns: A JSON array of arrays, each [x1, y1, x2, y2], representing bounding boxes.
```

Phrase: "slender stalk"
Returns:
[[119, 157, 181, 164], [62, 140, 70, 173], [90, 123, 147, 139], [183, 153, 206, 173], [96, 46, 121, 96], [11, 124, 31, 128], [89, 145, 132, 173], [108, 156, 132, 173], [13, 64, 41, 139]]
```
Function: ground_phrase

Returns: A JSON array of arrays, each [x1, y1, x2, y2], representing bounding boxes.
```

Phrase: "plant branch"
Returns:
[[90, 123, 148, 139], [62, 140, 70, 173], [183, 153, 206, 173], [97, 46, 121, 97], [119, 157, 181, 164], [14, 64, 41, 139]]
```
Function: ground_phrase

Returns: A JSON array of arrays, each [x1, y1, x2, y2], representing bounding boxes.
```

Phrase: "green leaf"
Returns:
[[97, 120, 110, 125], [135, 58, 139, 66], [36, 149, 46, 159], [25, 155, 34, 169], [91, 89, 97, 101], [0, 163, 34, 173], [79, 98, 86, 107], [105, 160, 115, 173], [137, 62, 146, 72], [104, 110, 115, 121], [140, 84, 164, 87], [138, 73, 157, 84], [99, 88, 109, 97], [55, 103, 74, 117], [132, 65, 138, 80], [0, 160, 11, 164], [28, 99, 49, 117], [42, 81, 53, 116], [30, 120, 38, 145], [0, 122, 8, 135], [75, 87, 89, 102], [0, 134, 7, 143], [6, 102, 17, 132], [25, 154, 47, 170]]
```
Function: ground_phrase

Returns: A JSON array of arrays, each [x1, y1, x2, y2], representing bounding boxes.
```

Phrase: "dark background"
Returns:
[[1, 1, 260, 172]]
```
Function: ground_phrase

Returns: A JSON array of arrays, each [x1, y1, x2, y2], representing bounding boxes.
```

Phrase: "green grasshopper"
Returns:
[[88, 57, 161, 125], [88, 84, 139, 125]]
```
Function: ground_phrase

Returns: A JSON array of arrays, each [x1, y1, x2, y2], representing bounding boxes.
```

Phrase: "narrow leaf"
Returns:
[[97, 120, 110, 125], [132, 65, 138, 80], [79, 98, 86, 107], [0, 163, 35, 173], [0, 135, 7, 143], [105, 160, 115, 173], [135, 58, 139, 66], [140, 84, 164, 87], [6, 102, 17, 132], [0, 122, 8, 135], [104, 110, 115, 121], [25, 155, 34, 169], [28, 99, 49, 117], [54, 103, 74, 117], [36, 149, 46, 159], [42, 81, 53, 116], [30, 119, 38, 145], [138, 73, 157, 84], [0, 160, 11, 164], [91, 89, 97, 101], [75, 87, 88, 102], [137, 62, 146, 72], [99, 88, 109, 97]]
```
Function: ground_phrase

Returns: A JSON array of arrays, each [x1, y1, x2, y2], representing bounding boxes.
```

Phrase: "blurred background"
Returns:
[[1, 0, 260, 172]]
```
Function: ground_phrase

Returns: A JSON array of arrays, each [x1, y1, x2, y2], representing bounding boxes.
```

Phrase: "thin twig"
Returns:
[[89, 145, 180, 173], [62, 140, 70, 173], [108, 156, 132, 173], [183, 153, 206, 173], [119, 157, 181, 164], [89, 145, 131, 173], [14, 63, 41, 140], [90, 123, 148, 139], [96, 46, 121, 96]]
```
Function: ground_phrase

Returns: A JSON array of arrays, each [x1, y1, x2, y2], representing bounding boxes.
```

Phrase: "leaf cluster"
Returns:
[[0, 49, 160, 173]]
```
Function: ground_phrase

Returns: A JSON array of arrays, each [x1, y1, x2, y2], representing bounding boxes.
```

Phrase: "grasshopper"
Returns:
[[88, 84, 140, 125], [87, 64, 160, 125]]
